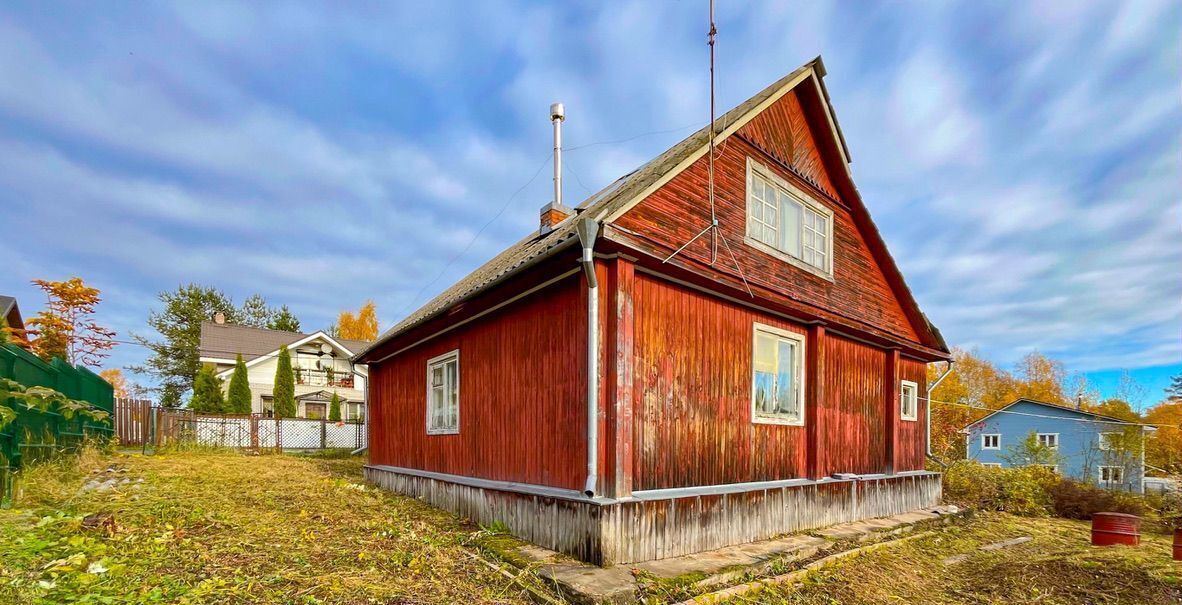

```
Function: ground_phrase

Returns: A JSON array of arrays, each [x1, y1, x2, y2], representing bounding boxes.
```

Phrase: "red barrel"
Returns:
[[1173, 527, 1181, 561], [1091, 512, 1140, 546]]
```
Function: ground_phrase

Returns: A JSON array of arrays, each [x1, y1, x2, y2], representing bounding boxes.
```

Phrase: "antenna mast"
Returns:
[[707, 0, 717, 264], [661, 0, 753, 297]]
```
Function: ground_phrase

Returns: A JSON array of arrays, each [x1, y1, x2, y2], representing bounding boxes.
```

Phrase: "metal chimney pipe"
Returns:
[[550, 102, 565, 208]]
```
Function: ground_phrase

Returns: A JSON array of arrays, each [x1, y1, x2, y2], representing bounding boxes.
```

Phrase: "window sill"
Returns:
[[753, 415, 805, 427], [427, 429, 459, 436], [901, 416, 918, 422], [743, 237, 835, 283]]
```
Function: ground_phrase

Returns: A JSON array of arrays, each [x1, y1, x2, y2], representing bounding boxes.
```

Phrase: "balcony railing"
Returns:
[[294, 368, 354, 389]]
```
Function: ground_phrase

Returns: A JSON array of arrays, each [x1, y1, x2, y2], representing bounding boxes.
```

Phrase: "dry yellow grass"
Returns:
[[740, 513, 1182, 605], [0, 448, 534, 604]]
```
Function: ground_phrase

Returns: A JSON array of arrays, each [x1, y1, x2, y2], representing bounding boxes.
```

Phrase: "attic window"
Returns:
[[745, 158, 833, 276]]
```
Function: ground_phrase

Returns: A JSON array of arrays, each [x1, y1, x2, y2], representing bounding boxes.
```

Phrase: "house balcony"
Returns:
[[294, 368, 355, 389]]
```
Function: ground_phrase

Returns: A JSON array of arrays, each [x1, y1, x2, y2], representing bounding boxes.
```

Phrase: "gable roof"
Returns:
[[357, 56, 947, 361], [960, 398, 1140, 431], [198, 321, 370, 362], [0, 295, 23, 329]]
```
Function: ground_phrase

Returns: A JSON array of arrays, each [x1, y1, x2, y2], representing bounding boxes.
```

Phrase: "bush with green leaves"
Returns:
[[0, 377, 110, 431], [943, 459, 1058, 516]]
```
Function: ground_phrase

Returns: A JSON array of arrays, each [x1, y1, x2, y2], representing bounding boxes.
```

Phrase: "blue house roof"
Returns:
[[958, 398, 1139, 432]]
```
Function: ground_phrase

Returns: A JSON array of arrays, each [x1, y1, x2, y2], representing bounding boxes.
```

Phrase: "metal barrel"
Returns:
[[1091, 512, 1140, 547]]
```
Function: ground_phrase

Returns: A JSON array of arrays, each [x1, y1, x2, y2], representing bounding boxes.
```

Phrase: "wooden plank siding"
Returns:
[[816, 333, 886, 476], [612, 87, 921, 346], [367, 275, 588, 490], [896, 357, 929, 471], [631, 272, 808, 491]]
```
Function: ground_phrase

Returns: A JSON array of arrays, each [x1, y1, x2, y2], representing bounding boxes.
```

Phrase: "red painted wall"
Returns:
[[896, 357, 929, 471], [817, 333, 887, 476], [613, 87, 921, 345], [367, 275, 587, 490], [631, 272, 808, 491]]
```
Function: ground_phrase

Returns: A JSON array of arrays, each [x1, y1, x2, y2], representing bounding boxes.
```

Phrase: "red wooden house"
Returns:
[[356, 57, 951, 565]]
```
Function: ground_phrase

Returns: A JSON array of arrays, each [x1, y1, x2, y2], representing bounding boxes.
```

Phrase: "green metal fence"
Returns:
[[0, 343, 114, 505]]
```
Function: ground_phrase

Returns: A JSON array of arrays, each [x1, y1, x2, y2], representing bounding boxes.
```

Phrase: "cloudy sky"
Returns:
[[0, 1, 1178, 405]]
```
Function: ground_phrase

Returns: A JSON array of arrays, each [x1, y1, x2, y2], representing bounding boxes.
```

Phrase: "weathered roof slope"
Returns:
[[199, 322, 370, 361], [358, 60, 825, 360], [960, 398, 1141, 430]]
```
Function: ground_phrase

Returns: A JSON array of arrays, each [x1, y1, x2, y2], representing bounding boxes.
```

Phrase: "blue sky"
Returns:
[[0, 1, 1178, 405]]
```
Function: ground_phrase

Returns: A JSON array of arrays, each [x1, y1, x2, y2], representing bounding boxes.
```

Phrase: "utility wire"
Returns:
[[922, 395, 1167, 428], [395, 152, 554, 318]]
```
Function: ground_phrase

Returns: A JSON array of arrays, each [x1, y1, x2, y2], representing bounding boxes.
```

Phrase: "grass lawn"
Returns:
[[740, 513, 1182, 605], [0, 447, 532, 604]]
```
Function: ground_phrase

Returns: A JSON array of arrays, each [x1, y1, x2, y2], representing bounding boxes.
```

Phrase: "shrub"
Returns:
[[943, 460, 1057, 516], [1049, 478, 1145, 519]]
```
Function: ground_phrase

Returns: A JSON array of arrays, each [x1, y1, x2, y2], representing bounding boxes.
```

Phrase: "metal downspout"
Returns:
[[576, 218, 600, 497], [926, 360, 954, 466]]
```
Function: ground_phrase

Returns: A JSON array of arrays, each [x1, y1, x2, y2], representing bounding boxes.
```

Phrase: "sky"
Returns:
[[0, 1, 1178, 406]]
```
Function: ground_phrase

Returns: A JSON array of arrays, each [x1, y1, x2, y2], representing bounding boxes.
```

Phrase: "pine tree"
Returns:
[[329, 391, 341, 422], [273, 345, 296, 418], [268, 305, 301, 332], [131, 285, 240, 407], [239, 294, 274, 328], [189, 365, 225, 413], [1167, 373, 1182, 402], [227, 353, 252, 414]]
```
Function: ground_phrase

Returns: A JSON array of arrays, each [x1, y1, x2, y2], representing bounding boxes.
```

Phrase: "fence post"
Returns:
[[320, 417, 327, 449], [250, 415, 259, 450]]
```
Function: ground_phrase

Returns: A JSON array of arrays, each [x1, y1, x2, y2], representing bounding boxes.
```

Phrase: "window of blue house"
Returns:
[[982, 434, 1000, 450], [1037, 433, 1059, 449]]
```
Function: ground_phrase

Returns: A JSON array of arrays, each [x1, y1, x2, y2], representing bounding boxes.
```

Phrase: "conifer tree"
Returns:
[[189, 365, 225, 413], [329, 391, 341, 422], [227, 353, 252, 414], [273, 345, 296, 418]]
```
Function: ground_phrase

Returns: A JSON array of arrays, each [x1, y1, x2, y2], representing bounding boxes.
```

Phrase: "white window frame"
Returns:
[[1098, 466, 1124, 484], [981, 434, 1001, 450], [900, 380, 919, 422], [1098, 432, 1119, 451], [1036, 433, 1059, 449], [750, 323, 806, 426], [981, 462, 1002, 468], [745, 158, 835, 279], [425, 350, 460, 435]]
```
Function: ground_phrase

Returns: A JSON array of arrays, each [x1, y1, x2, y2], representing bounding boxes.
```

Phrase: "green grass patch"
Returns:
[[0, 449, 533, 604]]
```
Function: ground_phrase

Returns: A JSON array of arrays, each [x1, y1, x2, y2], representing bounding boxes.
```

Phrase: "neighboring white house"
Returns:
[[198, 315, 369, 420]]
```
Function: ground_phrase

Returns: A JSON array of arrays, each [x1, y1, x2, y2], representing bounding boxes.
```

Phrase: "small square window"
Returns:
[[900, 380, 918, 422], [1037, 433, 1059, 449], [982, 434, 1001, 450], [1099, 466, 1124, 485]]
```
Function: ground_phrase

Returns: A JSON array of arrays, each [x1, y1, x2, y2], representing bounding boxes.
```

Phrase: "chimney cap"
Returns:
[[550, 102, 565, 121], [213, 311, 226, 324]]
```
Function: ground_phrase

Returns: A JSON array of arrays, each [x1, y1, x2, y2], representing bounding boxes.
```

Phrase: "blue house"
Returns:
[[961, 399, 1150, 493]]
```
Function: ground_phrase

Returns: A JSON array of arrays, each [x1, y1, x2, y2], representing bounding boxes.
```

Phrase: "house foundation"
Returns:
[[364, 464, 941, 565]]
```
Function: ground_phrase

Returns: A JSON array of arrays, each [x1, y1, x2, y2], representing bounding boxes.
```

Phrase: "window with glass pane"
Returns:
[[746, 160, 833, 274], [751, 324, 804, 425], [900, 381, 918, 421], [426, 351, 460, 434]]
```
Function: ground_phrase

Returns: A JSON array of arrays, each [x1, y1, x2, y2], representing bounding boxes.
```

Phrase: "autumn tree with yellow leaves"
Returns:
[[22, 278, 117, 367], [334, 300, 379, 342]]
